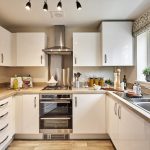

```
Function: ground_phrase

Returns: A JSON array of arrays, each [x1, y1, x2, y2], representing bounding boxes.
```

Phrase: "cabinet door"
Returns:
[[73, 94, 105, 134], [0, 26, 12, 66], [15, 95, 23, 133], [107, 96, 119, 149], [73, 33, 100, 66], [22, 94, 39, 134], [118, 104, 148, 150], [101, 22, 133, 66], [16, 33, 47, 66]]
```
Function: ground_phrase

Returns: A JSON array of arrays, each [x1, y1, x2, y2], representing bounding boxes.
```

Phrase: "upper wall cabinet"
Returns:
[[13, 32, 47, 66], [73, 32, 100, 66], [0, 26, 12, 66], [100, 21, 134, 66]]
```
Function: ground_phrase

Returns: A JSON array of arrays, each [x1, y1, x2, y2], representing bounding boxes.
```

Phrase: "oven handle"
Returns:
[[40, 117, 71, 120], [40, 98, 71, 100], [40, 101, 71, 104]]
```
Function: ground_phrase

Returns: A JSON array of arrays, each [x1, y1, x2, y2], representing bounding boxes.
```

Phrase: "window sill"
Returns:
[[139, 81, 150, 89]]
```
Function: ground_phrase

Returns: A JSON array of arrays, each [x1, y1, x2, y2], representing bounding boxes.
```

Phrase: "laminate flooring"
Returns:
[[7, 140, 115, 150]]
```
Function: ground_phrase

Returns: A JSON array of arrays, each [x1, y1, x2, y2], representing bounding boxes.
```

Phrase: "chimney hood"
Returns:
[[43, 25, 72, 55]]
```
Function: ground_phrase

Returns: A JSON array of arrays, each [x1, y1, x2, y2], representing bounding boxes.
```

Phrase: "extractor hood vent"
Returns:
[[43, 25, 72, 55]]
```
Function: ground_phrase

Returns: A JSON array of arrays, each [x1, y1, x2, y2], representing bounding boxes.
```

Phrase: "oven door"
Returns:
[[40, 99, 72, 132]]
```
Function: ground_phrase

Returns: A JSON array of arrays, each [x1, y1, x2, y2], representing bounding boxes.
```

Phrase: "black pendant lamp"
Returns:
[[43, 0, 48, 11], [57, 0, 62, 10], [25, 0, 31, 10], [76, 0, 82, 10]]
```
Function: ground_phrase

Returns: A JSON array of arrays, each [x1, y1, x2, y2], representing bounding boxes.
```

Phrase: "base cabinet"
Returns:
[[73, 94, 106, 134], [107, 95, 150, 150], [15, 94, 39, 134], [0, 97, 14, 150]]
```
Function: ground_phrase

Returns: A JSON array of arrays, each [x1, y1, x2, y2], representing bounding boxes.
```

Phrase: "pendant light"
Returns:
[[76, 0, 82, 10], [43, 0, 48, 11], [25, 0, 31, 10], [57, 0, 62, 11]]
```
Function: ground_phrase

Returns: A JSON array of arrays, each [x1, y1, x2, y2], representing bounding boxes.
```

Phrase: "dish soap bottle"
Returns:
[[13, 75, 18, 90]]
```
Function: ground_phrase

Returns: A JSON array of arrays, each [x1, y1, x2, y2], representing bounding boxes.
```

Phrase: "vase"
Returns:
[[146, 75, 150, 82]]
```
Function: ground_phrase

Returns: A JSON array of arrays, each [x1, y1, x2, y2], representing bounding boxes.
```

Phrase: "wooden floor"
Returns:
[[7, 140, 115, 150]]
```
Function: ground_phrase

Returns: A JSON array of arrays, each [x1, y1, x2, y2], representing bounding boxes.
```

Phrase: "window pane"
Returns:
[[137, 32, 148, 81]]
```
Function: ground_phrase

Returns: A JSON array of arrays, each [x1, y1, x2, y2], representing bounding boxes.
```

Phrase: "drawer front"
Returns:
[[0, 112, 9, 129], [0, 99, 9, 116], [0, 123, 9, 141]]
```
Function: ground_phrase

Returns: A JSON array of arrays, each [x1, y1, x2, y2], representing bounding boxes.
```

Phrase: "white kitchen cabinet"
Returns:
[[13, 32, 47, 66], [0, 26, 12, 66], [100, 21, 133, 66], [107, 95, 149, 150], [73, 94, 106, 134], [73, 32, 100, 66], [15, 94, 39, 134]]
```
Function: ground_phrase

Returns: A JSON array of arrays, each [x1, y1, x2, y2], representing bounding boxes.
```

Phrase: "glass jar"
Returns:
[[99, 78, 104, 87], [89, 78, 94, 87], [94, 78, 99, 85]]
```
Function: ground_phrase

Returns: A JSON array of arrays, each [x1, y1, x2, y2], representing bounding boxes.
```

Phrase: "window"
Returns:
[[137, 30, 150, 81]]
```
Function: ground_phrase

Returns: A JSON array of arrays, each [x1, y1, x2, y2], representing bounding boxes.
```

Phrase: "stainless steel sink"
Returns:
[[130, 98, 150, 103], [136, 102, 150, 112]]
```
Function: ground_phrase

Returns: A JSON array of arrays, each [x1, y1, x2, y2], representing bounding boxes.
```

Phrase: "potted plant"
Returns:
[[143, 67, 150, 82]]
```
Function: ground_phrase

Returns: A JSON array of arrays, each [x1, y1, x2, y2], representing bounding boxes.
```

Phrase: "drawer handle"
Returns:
[[0, 112, 8, 119], [0, 102, 8, 108], [0, 136, 8, 145], [0, 124, 8, 132]]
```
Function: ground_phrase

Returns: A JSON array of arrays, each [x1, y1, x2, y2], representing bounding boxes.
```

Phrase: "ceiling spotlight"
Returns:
[[43, 0, 48, 11], [57, 0, 62, 11], [25, 0, 31, 10], [76, 0, 82, 10]]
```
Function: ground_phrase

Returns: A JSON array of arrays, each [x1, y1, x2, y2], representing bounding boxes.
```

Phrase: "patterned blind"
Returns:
[[133, 9, 150, 36]]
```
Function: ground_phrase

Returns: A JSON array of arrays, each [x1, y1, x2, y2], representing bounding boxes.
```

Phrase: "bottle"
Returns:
[[13, 75, 18, 90], [123, 75, 127, 90], [121, 82, 124, 91], [133, 83, 137, 94], [114, 72, 117, 89]]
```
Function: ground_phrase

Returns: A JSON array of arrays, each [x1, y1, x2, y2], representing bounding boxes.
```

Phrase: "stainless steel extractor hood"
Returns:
[[43, 25, 72, 55]]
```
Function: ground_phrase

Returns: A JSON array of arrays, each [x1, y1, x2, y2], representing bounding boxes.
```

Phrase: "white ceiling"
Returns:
[[0, 0, 150, 28]]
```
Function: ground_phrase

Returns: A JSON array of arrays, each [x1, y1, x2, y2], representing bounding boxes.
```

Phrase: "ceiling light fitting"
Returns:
[[57, 0, 62, 11], [76, 0, 82, 10], [25, 0, 31, 10], [43, 0, 48, 11], [25, 0, 82, 11]]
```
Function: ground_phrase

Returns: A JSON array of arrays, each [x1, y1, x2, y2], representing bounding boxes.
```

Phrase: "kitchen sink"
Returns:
[[136, 102, 150, 112], [130, 98, 150, 103]]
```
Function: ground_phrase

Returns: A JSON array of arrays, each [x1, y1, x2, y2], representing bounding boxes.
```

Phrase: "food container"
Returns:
[[89, 78, 94, 87]]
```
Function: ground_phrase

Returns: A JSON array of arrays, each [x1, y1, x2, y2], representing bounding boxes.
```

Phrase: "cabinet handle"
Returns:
[[34, 97, 37, 108], [74, 57, 77, 64], [0, 112, 8, 119], [0, 102, 8, 108], [1, 53, 4, 63], [114, 103, 117, 115], [0, 124, 8, 132], [41, 55, 43, 64], [0, 136, 8, 145], [104, 54, 107, 63], [75, 97, 77, 107], [118, 105, 121, 119]]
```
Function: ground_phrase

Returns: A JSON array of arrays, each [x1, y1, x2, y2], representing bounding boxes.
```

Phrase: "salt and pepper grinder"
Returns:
[[116, 68, 121, 90], [114, 71, 117, 89]]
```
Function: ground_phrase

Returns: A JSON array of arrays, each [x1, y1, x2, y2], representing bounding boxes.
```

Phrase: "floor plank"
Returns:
[[7, 140, 115, 150]]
